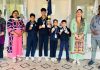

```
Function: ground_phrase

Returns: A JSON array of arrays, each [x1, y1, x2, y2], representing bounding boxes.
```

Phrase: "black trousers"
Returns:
[[39, 35, 48, 57], [0, 44, 4, 58], [26, 36, 38, 57], [50, 39, 58, 58]]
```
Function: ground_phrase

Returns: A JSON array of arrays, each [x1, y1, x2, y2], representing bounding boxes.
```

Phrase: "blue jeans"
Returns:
[[58, 40, 69, 60], [91, 38, 100, 61]]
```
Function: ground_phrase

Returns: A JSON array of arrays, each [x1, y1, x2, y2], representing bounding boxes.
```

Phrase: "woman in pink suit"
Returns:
[[7, 10, 25, 62]]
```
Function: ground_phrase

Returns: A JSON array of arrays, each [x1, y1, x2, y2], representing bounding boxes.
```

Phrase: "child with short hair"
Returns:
[[37, 8, 49, 61], [50, 19, 60, 62], [58, 20, 71, 63], [25, 13, 38, 61]]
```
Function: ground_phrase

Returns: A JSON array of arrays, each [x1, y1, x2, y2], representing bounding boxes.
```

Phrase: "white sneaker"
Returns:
[[73, 60, 76, 64], [45, 57, 49, 61], [77, 60, 80, 65], [13, 58, 16, 63], [18, 58, 22, 61], [25, 57, 29, 60], [38, 57, 42, 61], [31, 57, 34, 61], [54, 58, 57, 61], [51, 58, 55, 62]]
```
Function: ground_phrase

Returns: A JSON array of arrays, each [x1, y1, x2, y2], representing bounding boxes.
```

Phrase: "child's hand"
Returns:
[[42, 24, 45, 28], [29, 27, 32, 30], [60, 29, 63, 32], [60, 29, 63, 34], [52, 28, 55, 32], [47, 25, 51, 28], [39, 25, 42, 29], [29, 24, 33, 30], [66, 32, 69, 34], [30, 24, 33, 27], [65, 29, 69, 34]]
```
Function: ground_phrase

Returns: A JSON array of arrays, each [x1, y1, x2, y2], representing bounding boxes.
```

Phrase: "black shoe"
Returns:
[[98, 66, 100, 69], [57, 58, 61, 63], [66, 58, 70, 62], [88, 60, 94, 66]]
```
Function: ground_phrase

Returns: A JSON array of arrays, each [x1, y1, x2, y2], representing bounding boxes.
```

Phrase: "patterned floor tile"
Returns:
[[0, 58, 99, 70]]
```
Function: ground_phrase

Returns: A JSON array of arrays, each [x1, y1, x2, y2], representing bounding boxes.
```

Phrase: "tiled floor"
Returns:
[[0, 58, 100, 70]]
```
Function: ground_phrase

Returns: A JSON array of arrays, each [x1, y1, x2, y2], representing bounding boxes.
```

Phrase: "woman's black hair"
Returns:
[[76, 9, 83, 13], [76, 9, 84, 24], [10, 10, 20, 18]]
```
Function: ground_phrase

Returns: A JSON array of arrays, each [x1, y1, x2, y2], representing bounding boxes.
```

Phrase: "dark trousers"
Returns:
[[26, 36, 38, 57], [50, 39, 57, 57], [0, 44, 4, 58], [58, 41, 69, 60], [39, 35, 48, 57]]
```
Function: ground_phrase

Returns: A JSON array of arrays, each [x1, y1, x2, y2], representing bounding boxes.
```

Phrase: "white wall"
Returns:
[[27, 0, 71, 23]]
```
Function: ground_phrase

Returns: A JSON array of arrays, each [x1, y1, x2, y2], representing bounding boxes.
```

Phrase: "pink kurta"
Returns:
[[7, 18, 25, 58]]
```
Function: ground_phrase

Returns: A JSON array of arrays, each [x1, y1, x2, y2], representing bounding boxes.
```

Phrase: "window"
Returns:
[[0, 0, 28, 19]]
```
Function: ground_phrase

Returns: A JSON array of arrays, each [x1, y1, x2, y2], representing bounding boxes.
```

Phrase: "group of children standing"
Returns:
[[25, 8, 71, 63], [0, 7, 87, 65], [1, 4, 100, 69]]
